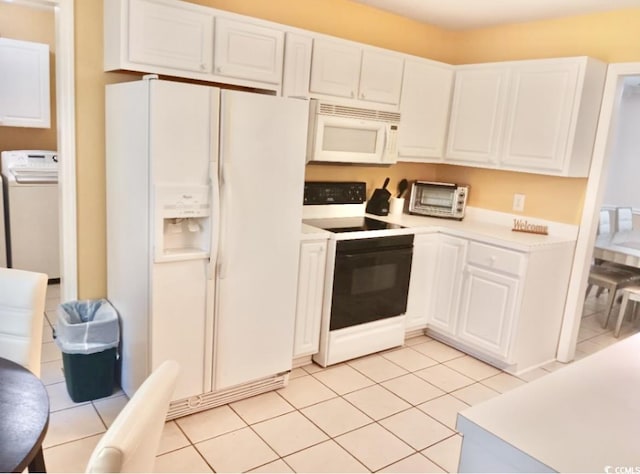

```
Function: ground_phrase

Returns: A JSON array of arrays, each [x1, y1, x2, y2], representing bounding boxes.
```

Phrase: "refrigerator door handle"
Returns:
[[207, 165, 220, 281], [217, 124, 231, 280]]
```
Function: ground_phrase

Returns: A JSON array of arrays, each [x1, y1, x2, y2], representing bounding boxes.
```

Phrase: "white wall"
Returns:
[[603, 78, 640, 212]]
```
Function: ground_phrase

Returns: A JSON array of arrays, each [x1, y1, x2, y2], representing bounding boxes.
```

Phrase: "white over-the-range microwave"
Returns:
[[306, 99, 400, 165]]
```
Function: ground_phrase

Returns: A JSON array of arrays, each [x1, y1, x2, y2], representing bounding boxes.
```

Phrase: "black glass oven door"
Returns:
[[330, 236, 413, 331]]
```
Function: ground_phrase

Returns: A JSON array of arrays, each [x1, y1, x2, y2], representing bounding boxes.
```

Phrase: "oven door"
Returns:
[[330, 235, 413, 331]]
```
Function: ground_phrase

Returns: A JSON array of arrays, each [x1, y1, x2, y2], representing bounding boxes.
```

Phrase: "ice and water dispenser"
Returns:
[[154, 185, 211, 262]]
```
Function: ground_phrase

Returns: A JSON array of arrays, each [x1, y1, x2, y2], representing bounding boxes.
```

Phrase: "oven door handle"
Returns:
[[337, 247, 413, 258]]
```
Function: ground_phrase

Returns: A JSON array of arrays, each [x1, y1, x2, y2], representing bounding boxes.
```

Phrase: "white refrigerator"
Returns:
[[106, 78, 307, 414]]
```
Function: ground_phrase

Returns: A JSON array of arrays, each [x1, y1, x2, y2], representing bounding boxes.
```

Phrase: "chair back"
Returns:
[[86, 360, 180, 473], [598, 209, 611, 235], [0, 268, 48, 376], [616, 207, 634, 232]]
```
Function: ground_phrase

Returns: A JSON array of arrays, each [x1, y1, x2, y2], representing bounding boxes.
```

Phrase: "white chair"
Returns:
[[598, 209, 612, 235], [614, 286, 640, 337], [0, 268, 48, 376], [586, 265, 640, 329], [615, 207, 634, 232], [86, 360, 180, 473]]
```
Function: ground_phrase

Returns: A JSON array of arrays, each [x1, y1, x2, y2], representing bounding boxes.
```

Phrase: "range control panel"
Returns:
[[304, 182, 366, 205]]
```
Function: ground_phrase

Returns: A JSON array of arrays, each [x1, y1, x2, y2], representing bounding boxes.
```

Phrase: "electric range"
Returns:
[[302, 181, 414, 367]]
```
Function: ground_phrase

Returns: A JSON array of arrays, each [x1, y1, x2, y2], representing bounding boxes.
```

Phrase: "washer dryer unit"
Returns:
[[1, 150, 59, 279]]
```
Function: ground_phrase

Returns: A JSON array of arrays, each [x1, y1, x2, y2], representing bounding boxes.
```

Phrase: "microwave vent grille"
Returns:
[[318, 103, 400, 123]]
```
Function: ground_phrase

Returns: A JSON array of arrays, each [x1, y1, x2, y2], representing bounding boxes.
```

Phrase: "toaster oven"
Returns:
[[408, 181, 469, 220]]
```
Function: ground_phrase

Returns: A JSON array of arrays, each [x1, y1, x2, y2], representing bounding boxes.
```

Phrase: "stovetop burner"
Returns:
[[303, 216, 405, 233]]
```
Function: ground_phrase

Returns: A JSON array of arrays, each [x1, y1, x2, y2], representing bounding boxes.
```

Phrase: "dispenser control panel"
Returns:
[[157, 186, 210, 218]]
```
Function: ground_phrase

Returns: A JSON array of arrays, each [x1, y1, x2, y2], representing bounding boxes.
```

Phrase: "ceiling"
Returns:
[[349, 0, 640, 30]]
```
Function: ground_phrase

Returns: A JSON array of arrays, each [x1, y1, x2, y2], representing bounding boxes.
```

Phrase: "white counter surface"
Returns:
[[457, 333, 640, 473], [300, 223, 331, 241], [301, 207, 577, 251]]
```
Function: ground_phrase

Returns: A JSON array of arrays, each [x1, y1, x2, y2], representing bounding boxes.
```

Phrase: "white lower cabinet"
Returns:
[[457, 265, 519, 359], [293, 239, 327, 358], [405, 233, 467, 333], [411, 233, 574, 374]]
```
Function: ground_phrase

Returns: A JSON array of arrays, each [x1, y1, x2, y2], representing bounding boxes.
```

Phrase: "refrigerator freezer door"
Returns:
[[214, 91, 308, 390]]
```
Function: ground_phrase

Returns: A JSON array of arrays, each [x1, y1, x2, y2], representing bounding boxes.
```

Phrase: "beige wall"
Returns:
[[0, 3, 57, 153], [73, 1, 640, 298]]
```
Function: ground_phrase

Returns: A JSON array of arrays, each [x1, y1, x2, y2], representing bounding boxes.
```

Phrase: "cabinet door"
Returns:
[[359, 50, 403, 105], [0, 38, 50, 128], [405, 234, 439, 330], [501, 60, 580, 173], [446, 66, 509, 165], [407, 234, 468, 334], [399, 60, 454, 160], [309, 39, 361, 99], [128, 0, 213, 73], [457, 265, 518, 358], [283, 33, 312, 98], [214, 17, 284, 85], [427, 235, 468, 335], [293, 240, 327, 358]]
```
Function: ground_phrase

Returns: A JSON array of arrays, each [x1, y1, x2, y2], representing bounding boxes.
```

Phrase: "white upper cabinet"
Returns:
[[446, 65, 509, 166], [282, 33, 313, 99], [359, 50, 404, 105], [0, 38, 50, 128], [127, 0, 214, 73], [501, 58, 606, 176], [445, 57, 606, 176], [104, 0, 285, 91], [310, 39, 404, 107], [213, 17, 284, 85], [309, 40, 361, 100], [398, 59, 454, 161]]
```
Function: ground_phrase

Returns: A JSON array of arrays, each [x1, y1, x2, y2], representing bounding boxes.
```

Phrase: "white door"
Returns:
[[0, 38, 50, 128], [358, 50, 404, 105], [128, 0, 214, 73], [293, 240, 327, 358], [282, 32, 312, 99], [446, 65, 509, 165], [501, 60, 580, 173], [399, 59, 454, 160], [427, 235, 468, 335], [457, 265, 518, 358], [214, 91, 308, 390], [405, 233, 439, 330], [148, 80, 217, 399], [213, 17, 284, 85], [309, 39, 361, 99]]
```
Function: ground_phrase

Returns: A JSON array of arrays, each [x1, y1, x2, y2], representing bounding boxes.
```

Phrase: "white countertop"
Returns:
[[302, 207, 577, 252], [457, 333, 640, 473]]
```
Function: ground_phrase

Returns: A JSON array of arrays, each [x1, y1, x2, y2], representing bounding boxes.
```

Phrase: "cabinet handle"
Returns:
[[216, 66, 222, 74], [360, 92, 365, 99], [350, 91, 355, 98], [488, 256, 496, 265], [200, 64, 206, 71]]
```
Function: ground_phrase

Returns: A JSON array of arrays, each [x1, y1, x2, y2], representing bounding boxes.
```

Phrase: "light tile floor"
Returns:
[[39, 284, 639, 473]]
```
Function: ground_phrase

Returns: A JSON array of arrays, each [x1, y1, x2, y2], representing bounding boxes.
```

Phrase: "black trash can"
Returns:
[[55, 299, 119, 403]]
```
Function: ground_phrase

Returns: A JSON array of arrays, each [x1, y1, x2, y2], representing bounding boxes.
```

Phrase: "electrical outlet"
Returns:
[[513, 193, 526, 212]]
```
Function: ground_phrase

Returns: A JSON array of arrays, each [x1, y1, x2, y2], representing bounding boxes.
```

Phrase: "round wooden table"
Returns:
[[0, 357, 49, 473]]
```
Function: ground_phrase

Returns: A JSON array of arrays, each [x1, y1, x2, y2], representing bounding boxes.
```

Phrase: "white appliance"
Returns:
[[306, 99, 400, 165], [1, 150, 59, 279], [106, 77, 307, 418], [0, 175, 6, 268], [302, 182, 416, 367]]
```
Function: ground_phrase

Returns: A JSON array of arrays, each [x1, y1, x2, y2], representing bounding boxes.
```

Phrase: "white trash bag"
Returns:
[[55, 299, 119, 355]]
